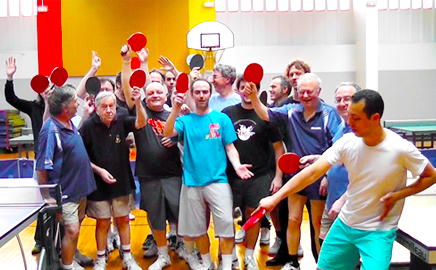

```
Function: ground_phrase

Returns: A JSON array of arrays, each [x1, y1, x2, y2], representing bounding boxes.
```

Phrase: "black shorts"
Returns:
[[230, 173, 271, 209]]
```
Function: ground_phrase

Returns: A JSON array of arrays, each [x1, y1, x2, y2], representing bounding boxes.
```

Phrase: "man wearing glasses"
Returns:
[[210, 63, 241, 112]]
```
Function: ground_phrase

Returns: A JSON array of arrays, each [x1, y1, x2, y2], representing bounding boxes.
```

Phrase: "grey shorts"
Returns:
[[178, 182, 234, 238], [230, 173, 271, 209], [61, 197, 87, 225], [87, 195, 132, 219], [139, 176, 182, 231], [320, 205, 334, 239]]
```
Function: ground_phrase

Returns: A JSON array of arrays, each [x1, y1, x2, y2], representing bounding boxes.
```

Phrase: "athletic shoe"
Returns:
[[216, 258, 239, 270], [259, 228, 270, 245], [107, 232, 115, 253], [167, 234, 177, 250], [280, 262, 300, 270], [143, 240, 158, 258], [244, 256, 259, 270], [113, 230, 121, 250], [129, 213, 136, 221], [143, 234, 155, 250], [93, 259, 106, 270], [235, 228, 245, 244], [233, 207, 242, 218], [74, 250, 94, 266], [123, 256, 142, 270], [268, 237, 282, 255], [72, 260, 85, 270], [148, 254, 171, 270], [297, 245, 304, 257], [186, 253, 207, 270], [175, 242, 187, 260], [32, 242, 42, 255]]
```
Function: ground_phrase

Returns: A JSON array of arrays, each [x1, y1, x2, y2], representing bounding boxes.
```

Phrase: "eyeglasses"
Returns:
[[297, 89, 317, 96], [334, 96, 352, 104], [213, 75, 224, 80]]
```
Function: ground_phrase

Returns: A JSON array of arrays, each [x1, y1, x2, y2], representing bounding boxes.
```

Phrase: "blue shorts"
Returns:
[[318, 218, 396, 270], [297, 176, 326, 200]]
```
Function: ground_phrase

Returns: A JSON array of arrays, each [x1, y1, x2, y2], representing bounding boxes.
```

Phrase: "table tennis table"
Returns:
[[8, 134, 34, 159], [0, 178, 61, 270], [396, 194, 436, 269], [384, 119, 436, 149]]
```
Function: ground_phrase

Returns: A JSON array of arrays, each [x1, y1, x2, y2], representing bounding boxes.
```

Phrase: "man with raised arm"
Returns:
[[121, 45, 184, 270], [164, 78, 253, 270], [243, 73, 344, 270], [257, 89, 436, 270]]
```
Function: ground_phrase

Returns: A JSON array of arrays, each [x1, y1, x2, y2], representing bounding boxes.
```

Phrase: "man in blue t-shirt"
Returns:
[[36, 85, 96, 270], [164, 79, 253, 270]]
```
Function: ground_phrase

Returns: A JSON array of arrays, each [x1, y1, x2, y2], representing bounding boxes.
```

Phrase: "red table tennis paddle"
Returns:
[[50, 67, 68, 87], [244, 63, 264, 85], [129, 69, 146, 89], [85, 77, 101, 96], [128, 32, 147, 52], [30, 75, 50, 94], [176, 73, 189, 93], [278, 153, 301, 174], [131, 56, 141, 70], [242, 208, 266, 231]]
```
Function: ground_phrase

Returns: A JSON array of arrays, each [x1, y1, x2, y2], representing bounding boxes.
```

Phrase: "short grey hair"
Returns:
[[334, 82, 361, 93], [213, 63, 237, 85], [297, 73, 322, 90], [49, 84, 76, 117], [95, 91, 116, 107]]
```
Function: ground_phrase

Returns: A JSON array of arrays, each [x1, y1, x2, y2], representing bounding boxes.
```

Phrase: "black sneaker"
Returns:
[[142, 234, 155, 250], [168, 234, 177, 250]]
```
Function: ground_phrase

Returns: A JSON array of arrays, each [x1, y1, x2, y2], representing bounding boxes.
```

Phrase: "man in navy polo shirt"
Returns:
[[36, 84, 96, 270], [243, 73, 344, 270]]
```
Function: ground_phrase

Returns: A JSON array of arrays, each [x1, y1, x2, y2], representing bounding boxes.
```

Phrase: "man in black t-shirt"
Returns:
[[222, 75, 285, 270]]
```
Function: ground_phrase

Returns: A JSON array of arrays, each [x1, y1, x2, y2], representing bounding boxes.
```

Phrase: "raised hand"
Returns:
[[91, 51, 101, 72], [6, 57, 17, 80], [120, 44, 132, 61], [189, 67, 201, 81], [158, 56, 176, 72], [137, 47, 149, 63]]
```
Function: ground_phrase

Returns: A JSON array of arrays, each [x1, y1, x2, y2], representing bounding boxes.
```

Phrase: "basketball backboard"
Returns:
[[187, 21, 234, 51]]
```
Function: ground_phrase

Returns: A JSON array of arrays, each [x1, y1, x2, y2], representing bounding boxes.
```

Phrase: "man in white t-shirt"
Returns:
[[257, 89, 436, 270]]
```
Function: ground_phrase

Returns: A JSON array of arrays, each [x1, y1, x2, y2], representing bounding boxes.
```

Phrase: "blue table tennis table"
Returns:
[[0, 178, 61, 270]]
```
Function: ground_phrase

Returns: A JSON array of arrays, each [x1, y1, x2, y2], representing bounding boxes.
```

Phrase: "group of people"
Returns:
[[3, 41, 436, 270]]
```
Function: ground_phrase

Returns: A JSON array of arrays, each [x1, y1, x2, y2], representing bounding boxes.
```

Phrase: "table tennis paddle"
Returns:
[[259, 90, 268, 106], [30, 75, 50, 94], [85, 77, 101, 96], [189, 54, 204, 70], [128, 32, 147, 52], [278, 153, 301, 174], [244, 63, 264, 85], [50, 67, 68, 87], [242, 208, 266, 231], [131, 56, 141, 70], [129, 69, 146, 89], [176, 73, 189, 93]]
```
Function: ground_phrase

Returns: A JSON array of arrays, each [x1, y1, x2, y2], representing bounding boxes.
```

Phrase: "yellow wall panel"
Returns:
[[62, 0, 191, 76]]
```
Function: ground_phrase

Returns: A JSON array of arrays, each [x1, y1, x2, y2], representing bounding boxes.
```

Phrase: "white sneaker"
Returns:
[[143, 240, 158, 258], [186, 253, 207, 270], [217, 258, 239, 270], [244, 256, 259, 270], [235, 229, 245, 244], [123, 256, 142, 270], [259, 228, 270, 245], [129, 213, 136, 220], [297, 244, 304, 257], [268, 237, 282, 255], [93, 259, 106, 270], [74, 250, 94, 266], [281, 262, 300, 270], [148, 254, 171, 270], [72, 260, 84, 270], [175, 242, 187, 260]]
